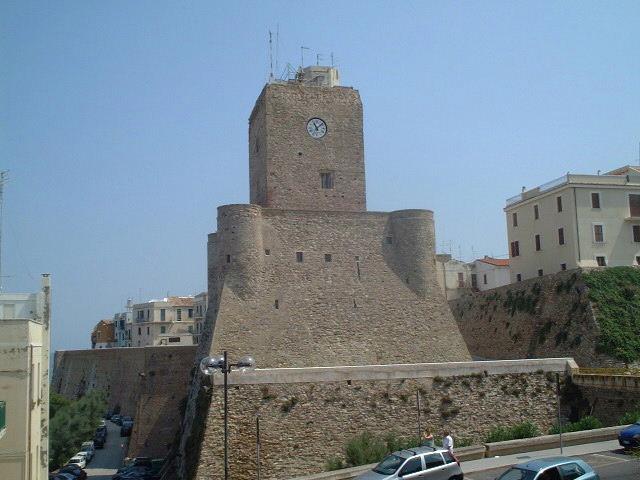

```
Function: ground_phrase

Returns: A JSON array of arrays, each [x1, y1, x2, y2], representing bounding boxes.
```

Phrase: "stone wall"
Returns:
[[52, 345, 197, 458], [450, 269, 622, 367], [192, 359, 572, 480], [207, 205, 471, 368]]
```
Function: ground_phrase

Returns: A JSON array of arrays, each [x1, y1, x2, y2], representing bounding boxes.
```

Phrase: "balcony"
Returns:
[[0, 400, 5, 440]]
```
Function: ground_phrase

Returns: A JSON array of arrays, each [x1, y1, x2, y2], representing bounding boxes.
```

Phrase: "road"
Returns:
[[465, 448, 639, 480], [84, 420, 127, 479]]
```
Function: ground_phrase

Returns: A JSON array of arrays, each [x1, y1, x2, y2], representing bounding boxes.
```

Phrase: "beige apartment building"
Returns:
[[505, 165, 640, 281], [129, 296, 196, 347], [0, 275, 51, 480]]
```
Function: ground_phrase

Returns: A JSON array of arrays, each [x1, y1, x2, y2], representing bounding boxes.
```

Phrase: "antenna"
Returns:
[[268, 31, 274, 81], [276, 24, 280, 75], [300, 46, 310, 67], [331, 52, 334, 66], [0, 171, 9, 291]]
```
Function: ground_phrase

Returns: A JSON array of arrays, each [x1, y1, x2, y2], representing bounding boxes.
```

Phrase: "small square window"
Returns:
[[226, 254, 231, 263], [633, 225, 640, 243], [510, 241, 520, 257], [320, 171, 334, 189], [274, 299, 279, 309], [355, 255, 360, 261], [296, 251, 304, 262], [264, 249, 271, 255], [591, 192, 601, 209], [596, 256, 606, 267], [385, 236, 393, 245], [534, 204, 539, 220], [561, 263, 567, 271], [557, 196, 563, 212], [538, 269, 544, 277], [324, 254, 332, 262]]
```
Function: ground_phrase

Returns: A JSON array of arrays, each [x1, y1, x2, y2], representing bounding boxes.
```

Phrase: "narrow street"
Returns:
[[84, 420, 127, 479]]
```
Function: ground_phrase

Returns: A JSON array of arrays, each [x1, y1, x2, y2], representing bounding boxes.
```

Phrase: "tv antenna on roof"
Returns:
[[0, 171, 9, 291], [268, 30, 274, 80], [300, 46, 310, 67]]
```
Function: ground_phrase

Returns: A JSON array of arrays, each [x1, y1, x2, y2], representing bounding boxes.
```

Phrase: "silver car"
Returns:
[[355, 446, 463, 480]]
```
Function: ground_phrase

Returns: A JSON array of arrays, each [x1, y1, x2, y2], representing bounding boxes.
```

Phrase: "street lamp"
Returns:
[[200, 351, 256, 480]]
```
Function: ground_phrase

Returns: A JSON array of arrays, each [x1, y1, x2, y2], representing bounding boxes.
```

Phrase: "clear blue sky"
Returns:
[[2, 1, 639, 353]]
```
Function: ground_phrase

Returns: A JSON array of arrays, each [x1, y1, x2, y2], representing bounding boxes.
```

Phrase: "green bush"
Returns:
[[549, 416, 602, 434], [345, 432, 388, 467], [583, 267, 640, 364], [325, 457, 345, 471], [620, 410, 640, 425], [485, 421, 540, 443], [49, 390, 107, 471]]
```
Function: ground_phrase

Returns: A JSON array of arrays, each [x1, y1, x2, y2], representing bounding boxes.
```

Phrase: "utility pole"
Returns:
[[0, 171, 8, 292]]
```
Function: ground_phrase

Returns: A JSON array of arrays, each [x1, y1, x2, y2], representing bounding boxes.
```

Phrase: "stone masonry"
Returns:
[[193, 359, 570, 480], [175, 70, 472, 479]]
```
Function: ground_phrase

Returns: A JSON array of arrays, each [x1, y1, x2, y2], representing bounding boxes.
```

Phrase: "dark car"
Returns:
[[94, 432, 106, 448], [112, 414, 123, 425], [120, 423, 133, 437], [58, 465, 88, 480], [618, 421, 640, 449]]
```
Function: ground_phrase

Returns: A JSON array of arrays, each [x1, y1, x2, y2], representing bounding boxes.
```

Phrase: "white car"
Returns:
[[80, 441, 95, 461], [68, 454, 87, 469]]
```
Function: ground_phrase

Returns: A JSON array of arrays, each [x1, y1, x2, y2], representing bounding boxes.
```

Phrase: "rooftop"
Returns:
[[505, 165, 640, 208], [476, 256, 509, 267]]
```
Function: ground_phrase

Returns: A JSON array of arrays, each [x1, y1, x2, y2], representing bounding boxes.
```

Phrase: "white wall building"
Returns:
[[130, 296, 196, 347], [505, 165, 640, 281], [435, 254, 472, 300], [470, 257, 511, 291], [0, 275, 50, 480]]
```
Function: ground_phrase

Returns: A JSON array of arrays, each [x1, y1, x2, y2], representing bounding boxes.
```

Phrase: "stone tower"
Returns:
[[249, 69, 366, 211], [175, 67, 471, 479]]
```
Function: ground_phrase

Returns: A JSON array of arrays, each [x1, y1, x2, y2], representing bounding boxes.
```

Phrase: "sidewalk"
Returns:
[[462, 439, 621, 473]]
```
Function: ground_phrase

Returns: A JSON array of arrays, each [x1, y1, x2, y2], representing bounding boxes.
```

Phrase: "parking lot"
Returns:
[[84, 421, 127, 479], [465, 449, 639, 480]]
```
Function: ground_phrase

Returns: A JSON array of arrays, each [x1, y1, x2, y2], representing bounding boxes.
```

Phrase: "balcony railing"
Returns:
[[0, 400, 6, 439]]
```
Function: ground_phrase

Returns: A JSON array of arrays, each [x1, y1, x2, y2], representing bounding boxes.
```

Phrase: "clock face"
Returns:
[[306, 118, 327, 139]]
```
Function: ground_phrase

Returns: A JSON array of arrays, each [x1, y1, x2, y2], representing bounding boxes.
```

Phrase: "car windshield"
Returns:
[[373, 454, 405, 475], [497, 467, 537, 480]]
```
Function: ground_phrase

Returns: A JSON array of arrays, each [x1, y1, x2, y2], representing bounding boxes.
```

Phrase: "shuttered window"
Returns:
[[629, 194, 640, 217]]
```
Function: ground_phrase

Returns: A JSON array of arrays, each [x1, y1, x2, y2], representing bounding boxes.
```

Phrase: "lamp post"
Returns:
[[200, 351, 256, 480]]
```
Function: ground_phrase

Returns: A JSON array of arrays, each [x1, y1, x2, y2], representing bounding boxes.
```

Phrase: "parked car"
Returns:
[[52, 474, 76, 480], [120, 421, 133, 437], [112, 414, 122, 425], [94, 431, 106, 448], [58, 464, 88, 480], [496, 457, 599, 480], [618, 421, 640, 449], [67, 455, 87, 469], [80, 441, 95, 461], [354, 446, 462, 480]]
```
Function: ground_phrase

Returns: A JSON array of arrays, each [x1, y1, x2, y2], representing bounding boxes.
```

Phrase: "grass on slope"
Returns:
[[583, 267, 640, 365]]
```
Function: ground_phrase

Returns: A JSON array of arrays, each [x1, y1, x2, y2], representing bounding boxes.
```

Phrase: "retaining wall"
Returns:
[[190, 359, 574, 480]]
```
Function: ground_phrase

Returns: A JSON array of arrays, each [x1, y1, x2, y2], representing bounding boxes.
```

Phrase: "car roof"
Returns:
[[393, 446, 440, 458], [516, 456, 576, 470]]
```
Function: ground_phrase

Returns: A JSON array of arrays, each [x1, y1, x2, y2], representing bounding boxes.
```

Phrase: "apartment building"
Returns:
[[505, 165, 640, 281], [113, 299, 133, 347], [91, 320, 116, 349], [0, 275, 51, 480], [436, 254, 472, 300], [193, 292, 208, 343], [130, 296, 196, 347]]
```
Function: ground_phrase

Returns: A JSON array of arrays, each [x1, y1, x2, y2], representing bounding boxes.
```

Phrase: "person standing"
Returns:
[[442, 431, 454, 454], [421, 428, 435, 448]]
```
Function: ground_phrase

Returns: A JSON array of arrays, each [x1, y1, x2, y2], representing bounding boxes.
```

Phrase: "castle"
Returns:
[[173, 66, 472, 477]]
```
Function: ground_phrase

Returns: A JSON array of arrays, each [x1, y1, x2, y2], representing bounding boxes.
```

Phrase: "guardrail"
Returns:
[[576, 367, 640, 376], [290, 425, 629, 480]]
